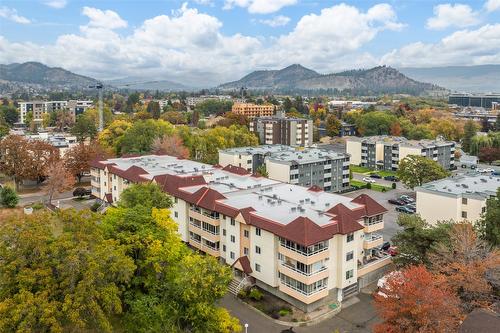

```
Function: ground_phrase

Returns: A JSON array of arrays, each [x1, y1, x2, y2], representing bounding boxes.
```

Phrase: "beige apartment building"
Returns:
[[90, 154, 390, 311], [232, 103, 275, 118], [346, 136, 455, 171], [416, 174, 500, 225]]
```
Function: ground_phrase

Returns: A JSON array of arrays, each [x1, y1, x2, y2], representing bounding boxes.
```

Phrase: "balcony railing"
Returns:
[[279, 241, 328, 257], [279, 279, 328, 297], [281, 262, 327, 277], [366, 233, 383, 242]]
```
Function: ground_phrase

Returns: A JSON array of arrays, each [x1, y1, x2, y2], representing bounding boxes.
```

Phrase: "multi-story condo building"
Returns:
[[90, 154, 390, 311], [186, 95, 236, 108], [416, 174, 500, 225], [449, 93, 500, 109], [232, 103, 275, 118], [19, 100, 92, 124], [346, 136, 455, 171], [250, 117, 313, 147], [218, 145, 350, 192]]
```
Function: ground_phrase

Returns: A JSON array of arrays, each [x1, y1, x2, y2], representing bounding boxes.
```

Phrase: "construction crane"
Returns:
[[88, 82, 104, 132], [88, 79, 173, 132]]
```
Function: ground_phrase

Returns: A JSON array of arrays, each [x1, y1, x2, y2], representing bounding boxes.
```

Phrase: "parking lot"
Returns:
[[343, 186, 412, 241]]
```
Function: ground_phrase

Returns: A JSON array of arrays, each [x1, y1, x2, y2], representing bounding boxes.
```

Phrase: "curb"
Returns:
[[233, 296, 342, 327]]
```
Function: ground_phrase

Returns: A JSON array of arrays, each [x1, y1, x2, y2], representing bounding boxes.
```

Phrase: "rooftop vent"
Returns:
[[291, 207, 297, 212], [258, 195, 263, 200]]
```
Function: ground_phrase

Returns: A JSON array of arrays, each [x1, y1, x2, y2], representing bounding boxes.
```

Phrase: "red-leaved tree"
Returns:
[[152, 134, 189, 159], [374, 265, 462, 333]]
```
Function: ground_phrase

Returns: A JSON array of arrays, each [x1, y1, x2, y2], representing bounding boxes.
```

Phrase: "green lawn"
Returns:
[[349, 165, 397, 177], [350, 180, 392, 192]]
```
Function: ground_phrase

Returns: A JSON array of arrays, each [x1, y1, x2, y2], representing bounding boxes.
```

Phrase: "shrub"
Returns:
[[382, 187, 386, 192], [279, 309, 291, 317], [31, 202, 44, 210], [0, 186, 19, 208], [248, 288, 263, 301], [90, 201, 101, 212], [270, 313, 280, 319], [237, 289, 247, 299], [392, 182, 397, 189], [366, 182, 372, 189]]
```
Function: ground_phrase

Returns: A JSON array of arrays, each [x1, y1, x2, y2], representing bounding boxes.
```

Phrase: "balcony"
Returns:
[[188, 236, 220, 257], [278, 281, 329, 304], [278, 263, 329, 284], [364, 217, 384, 233], [189, 210, 220, 226], [364, 234, 383, 249], [358, 255, 392, 277], [278, 243, 329, 265]]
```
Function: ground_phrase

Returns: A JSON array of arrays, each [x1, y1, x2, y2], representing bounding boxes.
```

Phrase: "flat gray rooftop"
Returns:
[[219, 145, 295, 155], [418, 174, 500, 198], [346, 135, 454, 148], [267, 148, 349, 164]]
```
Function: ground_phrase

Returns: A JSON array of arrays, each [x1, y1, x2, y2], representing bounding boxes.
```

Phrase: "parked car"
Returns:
[[370, 173, 382, 179], [405, 204, 416, 213], [399, 195, 415, 204], [380, 241, 391, 251], [73, 187, 91, 197], [363, 177, 376, 183], [384, 175, 399, 182], [396, 206, 415, 214], [483, 168, 494, 173], [388, 246, 399, 256], [493, 171, 500, 176], [388, 198, 405, 205]]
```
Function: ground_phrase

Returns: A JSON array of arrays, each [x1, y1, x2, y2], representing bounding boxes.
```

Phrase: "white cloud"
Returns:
[[259, 15, 290, 27], [382, 24, 500, 67], [0, 6, 31, 24], [485, 0, 500, 12], [223, 0, 297, 14], [82, 6, 127, 29], [193, 0, 213, 5], [42, 0, 68, 9], [426, 4, 480, 30]]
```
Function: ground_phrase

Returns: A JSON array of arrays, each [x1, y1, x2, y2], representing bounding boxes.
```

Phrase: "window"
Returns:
[[346, 251, 354, 261], [223, 229, 226, 236], [223, 245, 226, 252], [244, 247, 249, 255], [462, 198, 468, 205], [255, 263, 261, 272], [256, 228, 261, 236], [255, 246, 261, 254], [230, 251, 235, 259], [347, 233, 354, 242], [461, 211, 467, 218], [230, 235, 236, 243], [244, 230, 249, 238], [230, 219, 235, 226], [174, 197, 178, 203], [174, 212, 178, 218], [346, 269, 354, 280], [482, 207, 486, 213], [113, 186, 116, 190]]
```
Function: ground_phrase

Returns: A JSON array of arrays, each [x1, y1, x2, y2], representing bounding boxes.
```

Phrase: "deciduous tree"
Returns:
[[152, 134, 190, 158], [325, 114, 341, 137], [0, 135, 29, 189], [397, 155, 450, 189], [146, 101, 161, 119], [429, 223, 500, 312], [477, 188, 500, 247], [72, 114, 97, 141], [478, 147, 500, 164], [43, 160, 75, 204], [374, 265, 462, 333], [0, 210, 135, 333], [64, 143, 97, 182], [462, 120, 477, 153]]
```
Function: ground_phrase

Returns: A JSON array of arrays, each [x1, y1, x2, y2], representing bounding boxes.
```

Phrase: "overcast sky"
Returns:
[[1, 0, 499, 86]]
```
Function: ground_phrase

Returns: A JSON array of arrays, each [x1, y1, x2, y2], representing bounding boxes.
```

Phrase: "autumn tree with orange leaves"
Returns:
[[374, 265, 462, 333], [152, 134, 189, 159], [64, 142, 108, 183], [43, 160, 75, 204], [429, 223, 500, 312]]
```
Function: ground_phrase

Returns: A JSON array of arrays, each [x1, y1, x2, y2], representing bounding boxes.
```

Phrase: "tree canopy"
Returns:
[[397, 155, 450, 189]]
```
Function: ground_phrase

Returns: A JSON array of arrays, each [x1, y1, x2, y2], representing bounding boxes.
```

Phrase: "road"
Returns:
[[220, 292, 378, 333], [18, 189, 95, 211]]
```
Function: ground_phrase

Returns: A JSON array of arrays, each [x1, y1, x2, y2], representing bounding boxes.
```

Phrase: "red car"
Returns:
[[388, 246, 398, 256]]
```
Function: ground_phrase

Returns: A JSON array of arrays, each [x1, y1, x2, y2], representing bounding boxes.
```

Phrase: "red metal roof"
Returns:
[[221, 164, 251, 175], [231, 256, 253, 274], [351, 193, 388, 216]]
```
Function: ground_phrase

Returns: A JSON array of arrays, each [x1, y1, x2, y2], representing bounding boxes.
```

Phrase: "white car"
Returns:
[[362, 177, 376, 183], [483, 168, 494, 173]]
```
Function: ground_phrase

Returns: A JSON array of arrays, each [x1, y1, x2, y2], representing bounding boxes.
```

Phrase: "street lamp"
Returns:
[[244, 323, 248, 333]]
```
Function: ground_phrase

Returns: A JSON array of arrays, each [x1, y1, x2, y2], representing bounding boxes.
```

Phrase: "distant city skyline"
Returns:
[[1, 0, 499, 86]]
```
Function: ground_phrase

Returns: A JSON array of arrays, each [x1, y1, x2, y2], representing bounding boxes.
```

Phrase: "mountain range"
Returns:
[[2, 61, 499, 95], [399, 65, 500, 93], [0, 62, 97, 89], [218, 64, 444, 95]]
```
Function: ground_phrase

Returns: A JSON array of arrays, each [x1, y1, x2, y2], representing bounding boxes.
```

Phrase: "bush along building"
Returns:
[[346, 136, 455, 171], [90, 154, 391, 312]]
